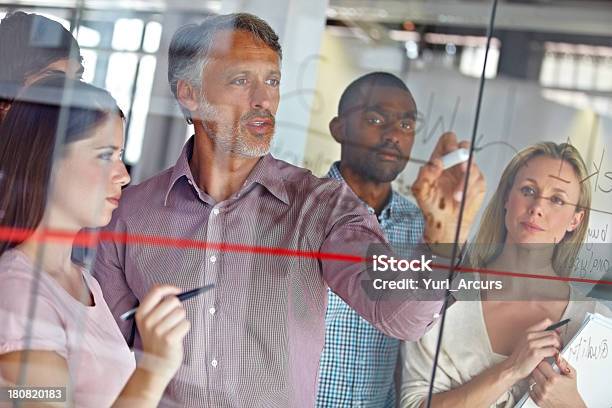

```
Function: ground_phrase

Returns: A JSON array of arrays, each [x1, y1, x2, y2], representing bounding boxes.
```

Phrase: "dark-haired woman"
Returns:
[[0, 76, 190, 407]]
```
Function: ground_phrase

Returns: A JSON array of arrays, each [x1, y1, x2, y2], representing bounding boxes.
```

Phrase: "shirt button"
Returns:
[[209, 307, 216, 315], [212, 208, 219, 215], [210, 255, 217, 263], [211, 359, 218, 367]]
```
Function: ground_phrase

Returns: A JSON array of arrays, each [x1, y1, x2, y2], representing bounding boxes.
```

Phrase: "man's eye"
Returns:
[[266, 78, 280, 87], [520, 186, 536, 196], [550, 196, 565, 206], [366, 117, 383, 125], [231, 78, 247, 85], [400, 121, 414, 130]]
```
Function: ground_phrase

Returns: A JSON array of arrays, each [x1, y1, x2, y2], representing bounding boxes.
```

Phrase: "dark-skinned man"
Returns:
[[317, 72, 483, 407]]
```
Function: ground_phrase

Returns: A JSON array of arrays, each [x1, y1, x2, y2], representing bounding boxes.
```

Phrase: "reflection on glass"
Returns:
[[76, 25, 101, 48], [558, 54, 575, 88], [37, 12, 70, 30], [596, 58, 612, 91], [540, 52, 557, 87], [105, 52, 138, 113], [111, 18, 144, 51], [125, 55, 157, 164], [576, 55, 595, 90], [80, 49, 97, 83], [459, 45, 499, 79], [143, 21, 162, 53]]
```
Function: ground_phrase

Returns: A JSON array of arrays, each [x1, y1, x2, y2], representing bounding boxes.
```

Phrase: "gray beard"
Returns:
[[198, 100, 271, 158]]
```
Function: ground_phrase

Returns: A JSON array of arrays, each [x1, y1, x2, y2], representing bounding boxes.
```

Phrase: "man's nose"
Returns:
[[382, 124, 403, 145], [250, 82, 272, 111]]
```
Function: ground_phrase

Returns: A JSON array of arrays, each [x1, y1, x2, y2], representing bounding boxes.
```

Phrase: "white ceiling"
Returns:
[[1, 0, 612, 36], [328, 0, 612, 36], [0, 0, 221, 12]]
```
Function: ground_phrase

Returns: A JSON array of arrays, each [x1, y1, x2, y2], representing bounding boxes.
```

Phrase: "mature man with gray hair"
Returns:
[[95, 12, 485, 407]]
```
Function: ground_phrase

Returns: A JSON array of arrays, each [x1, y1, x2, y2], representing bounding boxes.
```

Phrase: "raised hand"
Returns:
[[411, 132, 485, 246]]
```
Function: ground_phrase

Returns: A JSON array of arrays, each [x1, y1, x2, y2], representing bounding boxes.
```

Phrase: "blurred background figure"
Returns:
[[0, 11, 83, 123]]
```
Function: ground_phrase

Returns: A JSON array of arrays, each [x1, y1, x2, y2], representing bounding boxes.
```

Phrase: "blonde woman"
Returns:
[[399, 142, 611, 408]]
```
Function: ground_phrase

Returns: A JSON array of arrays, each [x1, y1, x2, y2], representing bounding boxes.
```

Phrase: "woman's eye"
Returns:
[[550, 196, 565, 206], [98, 152, 113, 161], [520, 186, 536, 196]]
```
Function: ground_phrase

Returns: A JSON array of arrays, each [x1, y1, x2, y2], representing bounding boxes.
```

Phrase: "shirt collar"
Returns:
[[326, 161, 400, 219], [164, 137, 197, 206], [164, 136, 289, 206], [241, 153, 290, 205]]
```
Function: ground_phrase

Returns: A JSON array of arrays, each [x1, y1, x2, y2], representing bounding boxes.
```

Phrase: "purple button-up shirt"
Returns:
[[94, 138, 442, 407]]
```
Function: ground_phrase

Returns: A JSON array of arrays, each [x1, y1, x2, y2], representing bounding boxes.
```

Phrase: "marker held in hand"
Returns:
[[120, 284, 215, 321], [440, 148, 470, 170]]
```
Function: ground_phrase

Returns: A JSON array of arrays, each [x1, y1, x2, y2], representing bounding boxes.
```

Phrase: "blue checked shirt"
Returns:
[[316, 162, 425, 408]]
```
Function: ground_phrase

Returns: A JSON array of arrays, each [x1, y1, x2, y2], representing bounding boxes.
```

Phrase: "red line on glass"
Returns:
[[0, 226, 365, 263], [1, 226, 610, 286]]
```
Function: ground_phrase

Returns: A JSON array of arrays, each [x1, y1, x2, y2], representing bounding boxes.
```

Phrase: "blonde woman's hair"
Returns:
[[469, 142, 591, 276]]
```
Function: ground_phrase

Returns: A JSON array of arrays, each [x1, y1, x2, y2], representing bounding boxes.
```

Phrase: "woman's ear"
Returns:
[[567, 209, 585, 232], [329, 116, 344, 144]]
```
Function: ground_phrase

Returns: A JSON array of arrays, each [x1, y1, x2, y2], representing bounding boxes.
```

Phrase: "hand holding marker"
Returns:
[[545, 318, 570, 332], [120, 284, 215, 320], [440, 147, 470, 170], [439, 141, 521, 170], [542, 319, 572, 375]]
